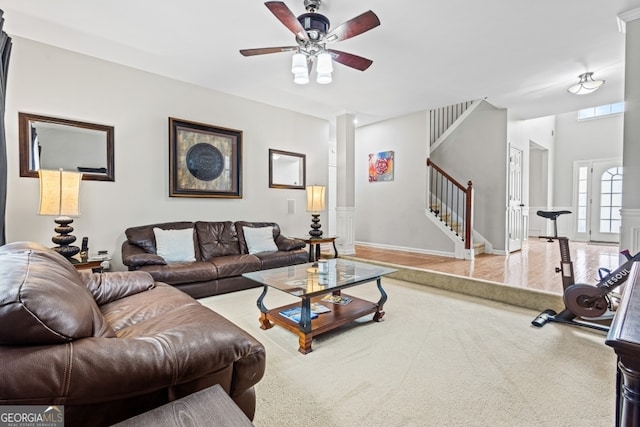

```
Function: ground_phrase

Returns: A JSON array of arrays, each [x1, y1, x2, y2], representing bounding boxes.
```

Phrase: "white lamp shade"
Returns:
[[294, 71, 309, 84], [291, 53, 307, 74], [38, 169, 81, 216], [317, 72, 332, 84], [316, 52, 333, 73], [306, 185, 326, 212]]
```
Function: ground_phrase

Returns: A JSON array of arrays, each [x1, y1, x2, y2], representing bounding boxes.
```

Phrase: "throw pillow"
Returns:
[[153, 227, 196, 263], [243, 226, 278, 254]]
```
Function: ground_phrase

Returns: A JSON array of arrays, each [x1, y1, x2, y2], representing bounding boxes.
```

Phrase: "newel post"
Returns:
[[465, 180, 473, 250]]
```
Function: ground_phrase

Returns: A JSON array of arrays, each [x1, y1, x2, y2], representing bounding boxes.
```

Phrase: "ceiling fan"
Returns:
[[240, 0, 380, 83]]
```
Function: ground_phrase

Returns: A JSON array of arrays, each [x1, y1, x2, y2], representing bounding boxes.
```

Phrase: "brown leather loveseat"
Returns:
[[0, 241, 266, 426], [122, 220, 309, 298]]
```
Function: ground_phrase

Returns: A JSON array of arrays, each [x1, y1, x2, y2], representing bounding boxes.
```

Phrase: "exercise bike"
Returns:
[[531, 210, 640, 332]]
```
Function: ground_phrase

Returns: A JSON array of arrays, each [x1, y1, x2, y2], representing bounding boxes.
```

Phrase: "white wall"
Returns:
[[554, 112, 624, 208], [508, 115, 554, 209], [355, 111, 454, 255], [623, 17, 640, 211], [621, 15, 640, 254], [5, 37, 329, 270], [516, 115, 556, 236]]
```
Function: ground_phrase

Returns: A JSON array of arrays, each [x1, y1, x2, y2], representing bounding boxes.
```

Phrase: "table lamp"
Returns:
[[38, 169, 82, 259], [306, 185, 326, 237]]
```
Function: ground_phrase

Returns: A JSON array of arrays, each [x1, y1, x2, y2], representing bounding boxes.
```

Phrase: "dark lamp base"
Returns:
[[309, 213, 323, 238], [51, 216, 80, 259]]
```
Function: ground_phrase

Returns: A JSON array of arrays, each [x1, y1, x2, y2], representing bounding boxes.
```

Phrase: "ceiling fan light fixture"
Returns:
[[291, 53, 307, 74], [567, 72, 605, 95], [241, 2, 380, 82], [316, 52, 333, 74], [317, 72, 332, 84], [294, 71, 309, 84]]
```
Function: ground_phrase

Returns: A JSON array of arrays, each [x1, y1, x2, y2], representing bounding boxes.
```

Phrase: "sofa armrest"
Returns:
[[275, 235, 306, 251], [122, 241, 166, 269], [81, 271, 156, 306], [0, 305, 266, 406]]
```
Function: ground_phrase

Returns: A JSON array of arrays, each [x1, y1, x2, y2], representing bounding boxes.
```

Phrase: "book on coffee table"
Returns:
[[311, 302, 331, 313], [279, 303, 331, 322], [321, 294, 353, 305]]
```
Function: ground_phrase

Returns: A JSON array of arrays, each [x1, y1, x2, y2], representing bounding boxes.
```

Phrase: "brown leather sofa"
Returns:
[[122, 220, 309, 298], [0, 241, 266, 426]]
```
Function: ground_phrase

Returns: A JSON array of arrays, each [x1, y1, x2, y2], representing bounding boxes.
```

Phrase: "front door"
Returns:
[[508, 146, 524, 252], [590, 160, 622, 243], [574, 159, 622, 243]]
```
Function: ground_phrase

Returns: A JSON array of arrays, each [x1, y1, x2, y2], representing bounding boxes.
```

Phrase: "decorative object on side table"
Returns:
[[72, 250, 111, 272], [80, 236, 89, 261], [38, 169, 82, 259], [306, 184, 325, 237]]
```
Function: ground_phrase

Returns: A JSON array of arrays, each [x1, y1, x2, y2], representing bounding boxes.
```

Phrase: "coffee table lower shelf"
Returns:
[[259, 294, 383, 354]]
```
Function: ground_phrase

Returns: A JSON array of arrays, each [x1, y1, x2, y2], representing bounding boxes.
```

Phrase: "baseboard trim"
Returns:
[[355, 241, 455, 259]]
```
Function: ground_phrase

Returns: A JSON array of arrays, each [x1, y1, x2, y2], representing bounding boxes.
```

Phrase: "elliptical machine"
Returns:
[[531, 210, 640, 332]]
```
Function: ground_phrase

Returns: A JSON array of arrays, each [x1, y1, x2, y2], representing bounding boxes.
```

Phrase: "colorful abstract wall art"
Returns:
[[368, 150, 394, 182]]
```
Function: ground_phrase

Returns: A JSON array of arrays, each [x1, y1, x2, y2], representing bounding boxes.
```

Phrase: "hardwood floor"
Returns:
[[348, 238, 622, 295]]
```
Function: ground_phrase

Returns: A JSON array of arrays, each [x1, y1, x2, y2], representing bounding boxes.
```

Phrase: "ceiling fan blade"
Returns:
[[265, 1, 309, 42], [328, 49, 373, 71], [240, 46, 298, 56], [325, 10, 380, 43]]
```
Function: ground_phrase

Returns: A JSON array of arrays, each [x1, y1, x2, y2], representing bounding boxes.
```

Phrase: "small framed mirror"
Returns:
[[269, 149, 305, 189], [19, 112, 115, 181]]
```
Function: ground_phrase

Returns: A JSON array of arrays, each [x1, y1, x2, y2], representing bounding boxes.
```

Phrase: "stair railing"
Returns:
[[426, 158, 473, 250], [429, 101, 475, 146]]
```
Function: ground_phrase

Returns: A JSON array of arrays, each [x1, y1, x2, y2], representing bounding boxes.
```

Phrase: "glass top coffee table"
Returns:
[[243, 259, 396, 354]]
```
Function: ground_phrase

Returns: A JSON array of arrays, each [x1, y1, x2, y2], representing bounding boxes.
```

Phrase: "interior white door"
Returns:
[[508, 146, 524, 252], [590, 160, 622, 243]]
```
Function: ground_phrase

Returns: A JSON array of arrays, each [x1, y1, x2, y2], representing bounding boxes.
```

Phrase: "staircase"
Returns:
[[426, 99, 506, 258], [425, 99, 484, 260], [426, 158, 474, 259]]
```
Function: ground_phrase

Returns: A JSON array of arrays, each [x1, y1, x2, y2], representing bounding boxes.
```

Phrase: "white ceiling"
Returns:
[[2, 0, 640, 127]]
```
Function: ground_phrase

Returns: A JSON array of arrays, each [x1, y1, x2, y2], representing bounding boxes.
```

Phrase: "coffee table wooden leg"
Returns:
[[296, 298, 314, 353], [373, 277, 387, 322], [259, 312, 273, 330], [257, 285, 273, 329], [298, 333, 313, 354]]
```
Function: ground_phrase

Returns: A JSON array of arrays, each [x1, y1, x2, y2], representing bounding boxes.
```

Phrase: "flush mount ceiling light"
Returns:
[[240, 1, 380, 85], [567, 72, 605, 95]]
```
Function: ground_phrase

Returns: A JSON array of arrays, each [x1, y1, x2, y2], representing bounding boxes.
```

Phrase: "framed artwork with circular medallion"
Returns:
[[169, 117, 242, 198]]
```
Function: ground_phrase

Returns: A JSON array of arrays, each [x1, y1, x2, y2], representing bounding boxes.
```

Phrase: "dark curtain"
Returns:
[[0, 10, 12, 246]]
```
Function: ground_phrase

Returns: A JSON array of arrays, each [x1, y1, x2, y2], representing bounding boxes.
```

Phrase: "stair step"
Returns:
[[473, 242, 485, 255], [449, 222, 462, 233]]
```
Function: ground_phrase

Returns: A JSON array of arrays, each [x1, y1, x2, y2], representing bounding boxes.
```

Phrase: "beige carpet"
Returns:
[[199, 278, 616, 427]]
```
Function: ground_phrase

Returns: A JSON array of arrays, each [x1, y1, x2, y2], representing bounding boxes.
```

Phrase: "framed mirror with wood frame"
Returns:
[[269, 149, 305, 190], [19, 112, 115, 181]]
